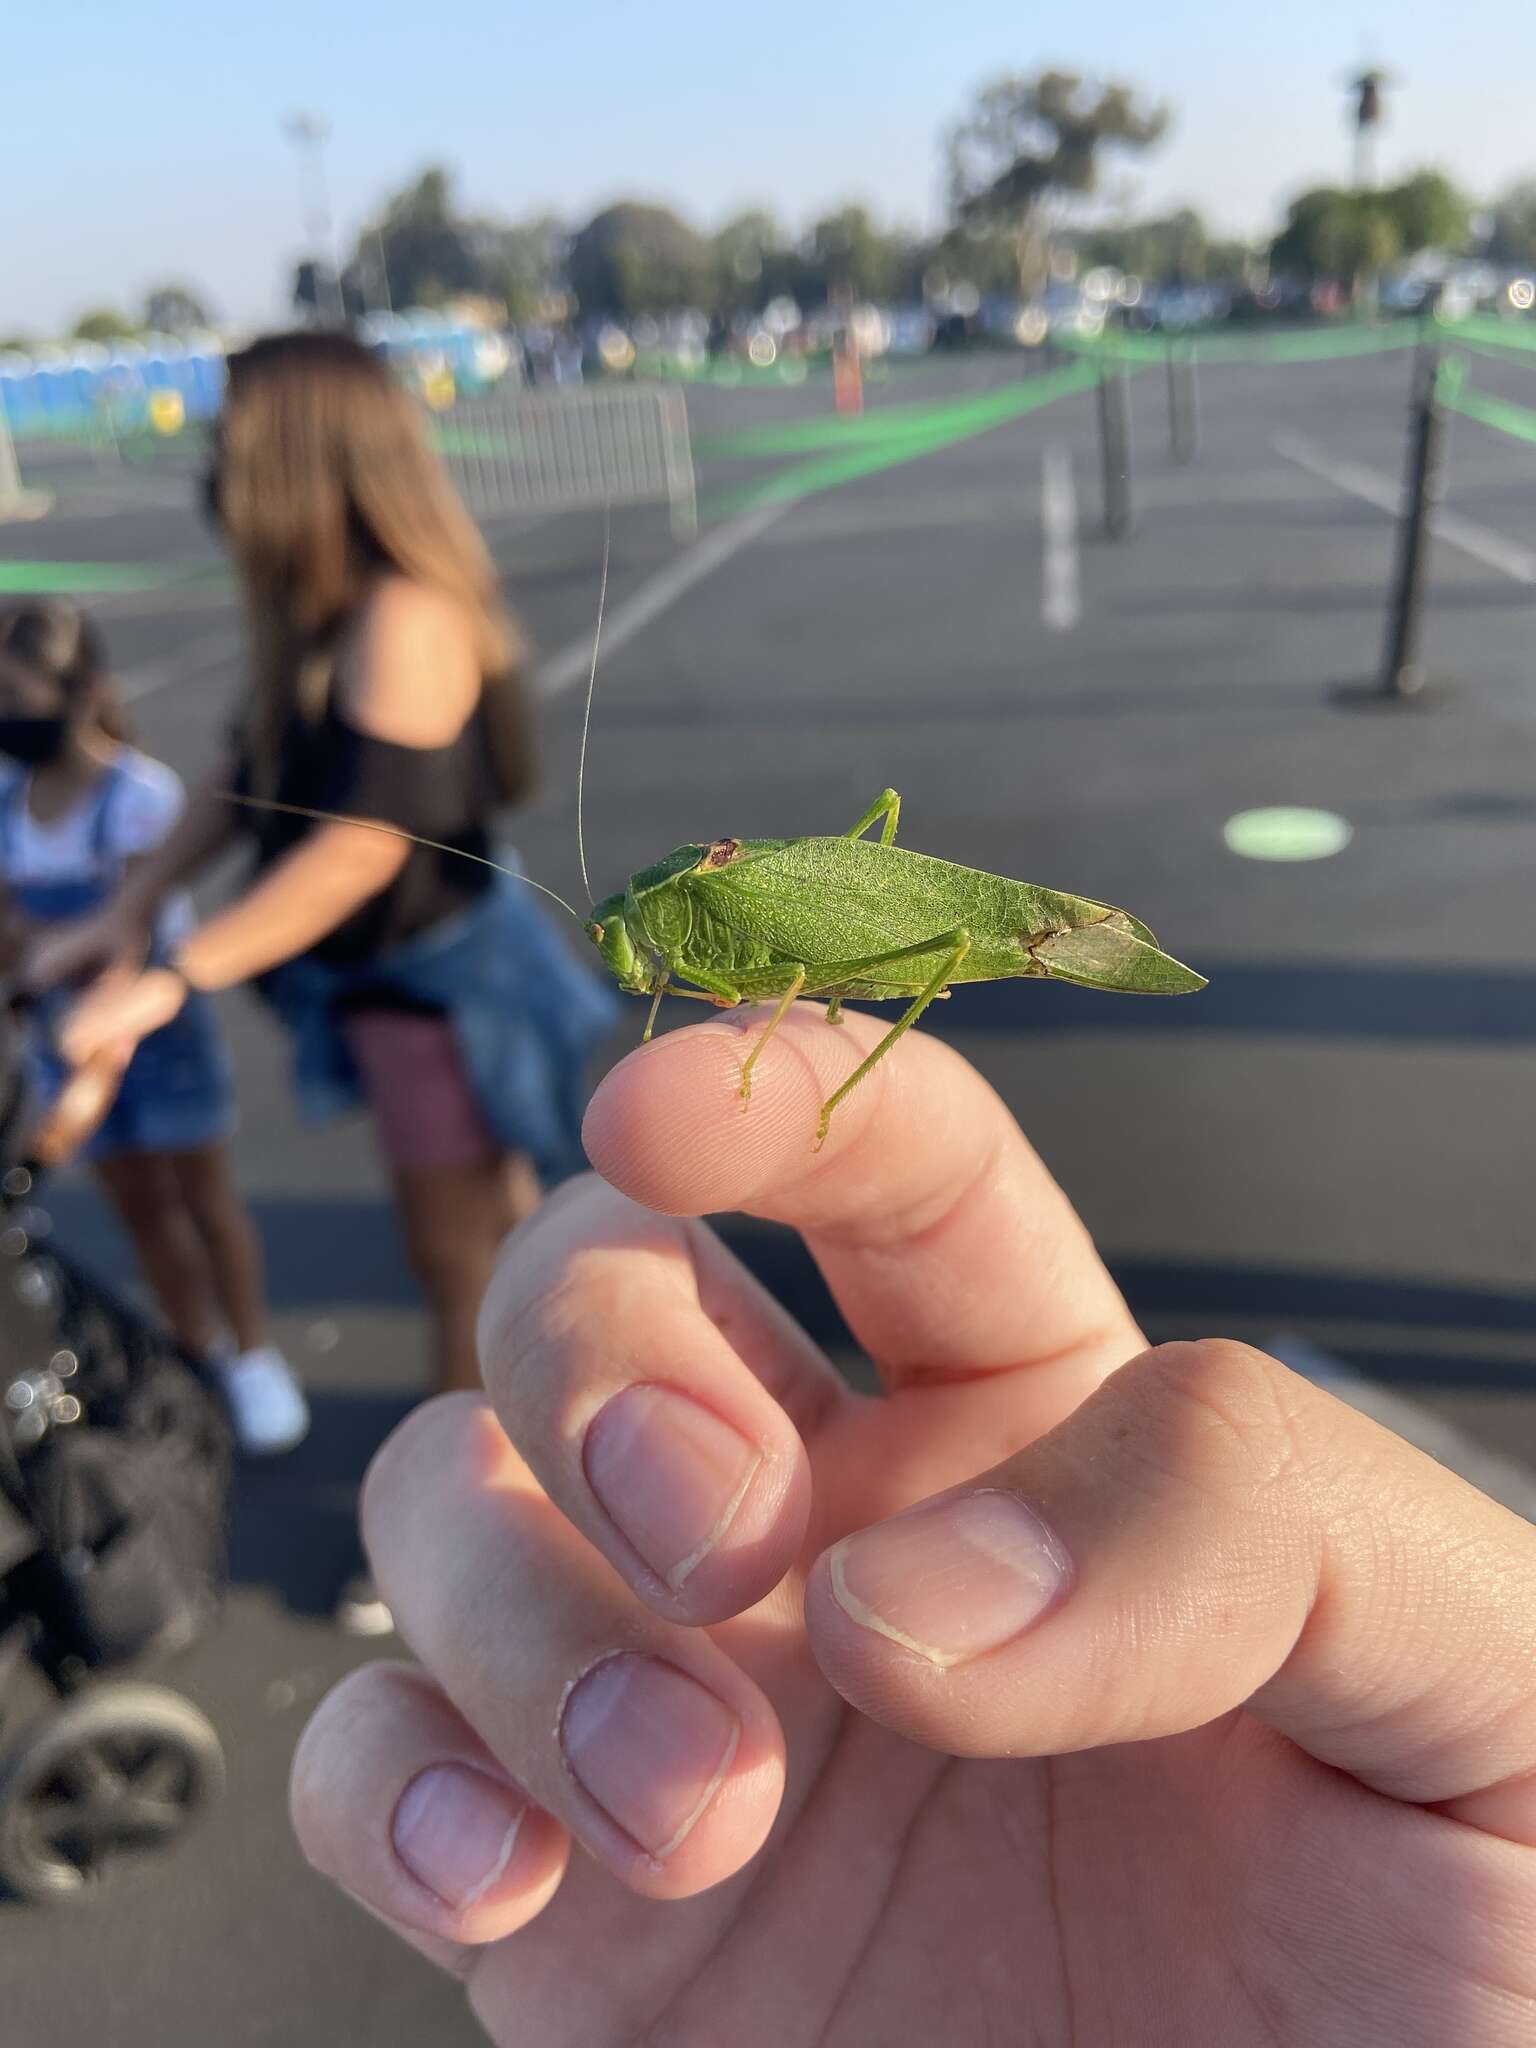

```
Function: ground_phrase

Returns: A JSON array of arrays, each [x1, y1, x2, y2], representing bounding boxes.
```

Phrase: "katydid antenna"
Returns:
[[574, 505, 612, 909]]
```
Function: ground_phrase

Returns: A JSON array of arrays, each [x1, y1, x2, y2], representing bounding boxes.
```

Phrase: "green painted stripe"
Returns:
[[0, 560, 224, 594], [1443, 381, 1536, 448], [1445, 313, 1536, 357], [1068, 322, 1421, 367], [1450, 333, 1536, 376], [706, 360, 1101, 516], [699, 366, 1104, 460]]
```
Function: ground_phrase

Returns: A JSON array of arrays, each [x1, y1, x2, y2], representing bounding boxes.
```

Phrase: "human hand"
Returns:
[[57, 964, 186, 1067], [291, 1007, 1536, 2045], [28, 1045, 131, 1166]]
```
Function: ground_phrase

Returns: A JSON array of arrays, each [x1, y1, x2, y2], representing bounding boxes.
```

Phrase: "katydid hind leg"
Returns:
[[737, 967, 807, 1107], [641, 964, 744, 1038], [815, 930, 972, 1150], [667, 961, 746, 1006], [842, 789, 902, 847]]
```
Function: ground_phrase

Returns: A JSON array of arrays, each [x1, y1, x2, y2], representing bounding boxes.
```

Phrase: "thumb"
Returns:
[[806, 1340, 1536, 1846]]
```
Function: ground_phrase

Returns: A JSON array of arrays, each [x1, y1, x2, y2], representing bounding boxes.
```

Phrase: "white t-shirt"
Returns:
[[0, 750, 196, 944]]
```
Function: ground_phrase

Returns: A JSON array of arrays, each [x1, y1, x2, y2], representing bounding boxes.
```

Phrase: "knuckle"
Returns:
[[360, 1392, 495, 1549], [1124, 1339, 1315, 1508]]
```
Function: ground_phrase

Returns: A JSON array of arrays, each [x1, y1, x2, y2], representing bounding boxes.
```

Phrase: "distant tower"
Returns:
[[1347, 69, 1390, 189]]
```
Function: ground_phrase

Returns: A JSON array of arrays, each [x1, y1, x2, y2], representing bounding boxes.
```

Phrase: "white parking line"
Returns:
[[1273, 430, 1536, 585], [1040, 445, 1081, 632], [536, 501, 789, 698]]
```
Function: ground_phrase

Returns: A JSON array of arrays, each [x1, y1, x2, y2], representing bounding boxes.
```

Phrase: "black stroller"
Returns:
[[0, 1000, 231, 1902]]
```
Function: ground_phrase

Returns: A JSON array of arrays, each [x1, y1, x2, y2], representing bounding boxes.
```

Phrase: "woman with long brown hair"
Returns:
[[35, 333, 615, 1427]]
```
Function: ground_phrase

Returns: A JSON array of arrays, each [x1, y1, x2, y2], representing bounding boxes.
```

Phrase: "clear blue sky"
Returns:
[[6, 0, 1535, 333]]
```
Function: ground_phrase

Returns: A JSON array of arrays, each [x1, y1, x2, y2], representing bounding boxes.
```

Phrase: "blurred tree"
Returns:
[[1272, 189, 1398, 294], [368, 166, 481, 308], [1080, 208, 1249, 284], [1272, 172, 1468, 293], [1271, 188, 1344, 277], [0, 335, 35, 355], [1487, 180, 1536, 267], [71, 308, 140, 344], [568, 203, 714, 317], [1382, 170, 1469, 255], [713, 209, 786, 313], [142, 284, 213, 334], [925, 223, 1020, 299], [807, 205, 902, 301], [1313, 194, 1401, 291], [478, 216, 569, 323], [947, 71, 1170, 294]]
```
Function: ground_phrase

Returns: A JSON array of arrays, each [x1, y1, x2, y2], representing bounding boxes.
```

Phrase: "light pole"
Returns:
[[284, 112, 346, 323], [1346, 69, 1391, 190]]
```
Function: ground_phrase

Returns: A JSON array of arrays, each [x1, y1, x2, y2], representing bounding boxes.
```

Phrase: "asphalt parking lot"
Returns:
[[3, 337, 1533, 2044]]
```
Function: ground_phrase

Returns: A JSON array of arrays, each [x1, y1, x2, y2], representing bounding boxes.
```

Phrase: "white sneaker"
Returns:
[[216, 1345, 310, 1456]]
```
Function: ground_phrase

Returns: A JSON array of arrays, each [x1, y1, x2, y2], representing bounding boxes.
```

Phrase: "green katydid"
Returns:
[[583, 788, 1204, 1146], [228, 522, 1204, 1148]]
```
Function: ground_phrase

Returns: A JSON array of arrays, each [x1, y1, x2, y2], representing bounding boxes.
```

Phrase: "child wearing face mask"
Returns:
[[0, 601, 307, 1455]]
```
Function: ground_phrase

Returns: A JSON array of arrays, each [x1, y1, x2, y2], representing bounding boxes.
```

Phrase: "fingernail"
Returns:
[[391, 1764, 526, 1912], [561, 1653, 739, 1861], [828, 1490, 1070, 1668], [584, 1385, 762, 1590]]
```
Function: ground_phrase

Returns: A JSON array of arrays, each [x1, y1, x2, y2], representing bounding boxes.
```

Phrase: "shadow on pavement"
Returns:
[[925, 961, 1536, 1046], [1113, 577, 1533, 614], [718, 1222, 1535, 1392]]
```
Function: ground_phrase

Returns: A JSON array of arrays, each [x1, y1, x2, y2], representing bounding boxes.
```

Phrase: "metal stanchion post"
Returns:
[[1378, 351, 1445, 700], [1166, 342, 1179, 457], [1168, 342, 1199, 465], [1098, 363, 1132, 539]]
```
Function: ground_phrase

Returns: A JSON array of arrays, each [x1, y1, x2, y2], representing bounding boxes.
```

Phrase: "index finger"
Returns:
[[582, 1005, 1141, 1400]]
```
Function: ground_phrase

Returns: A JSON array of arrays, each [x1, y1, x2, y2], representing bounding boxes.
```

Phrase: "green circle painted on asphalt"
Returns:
[[1222, 807, 1353, 862]]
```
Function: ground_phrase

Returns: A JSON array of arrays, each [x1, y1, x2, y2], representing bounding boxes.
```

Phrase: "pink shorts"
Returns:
[[342, 1008, 500, 1172]]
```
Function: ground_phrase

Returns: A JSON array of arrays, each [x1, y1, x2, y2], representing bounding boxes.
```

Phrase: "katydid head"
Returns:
[[585, 896, 654, 994]]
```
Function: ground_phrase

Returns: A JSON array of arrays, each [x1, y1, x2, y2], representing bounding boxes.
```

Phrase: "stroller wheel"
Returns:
[[0, 1682, 225, 1904]]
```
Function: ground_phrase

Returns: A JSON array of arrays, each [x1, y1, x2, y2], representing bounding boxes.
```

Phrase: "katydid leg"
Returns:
[[825, 997, 845, 1026], [737, 967, 807, 1106], [642, 965, 744, 1041], [667, 962, 745, 1006], [843, 789, 901, 846], [814, 929, 972, 1149]]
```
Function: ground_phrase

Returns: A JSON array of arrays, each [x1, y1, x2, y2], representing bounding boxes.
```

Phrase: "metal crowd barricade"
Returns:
[[0, 415, 51, 523], [436, 384, 697, 536]]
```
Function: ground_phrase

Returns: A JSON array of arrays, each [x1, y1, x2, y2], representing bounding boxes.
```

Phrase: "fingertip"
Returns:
[[581, 1022, 737, 1213], [581, 1012, 816, 1214], [560, 1650, 788, 1901], [801, 1537, 981, 1755], [389, 1766, 571, 1944], [581, 1006, 896, 1217], [580, 1381, 814, 1628], [290, 1662, 571, 1950]]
